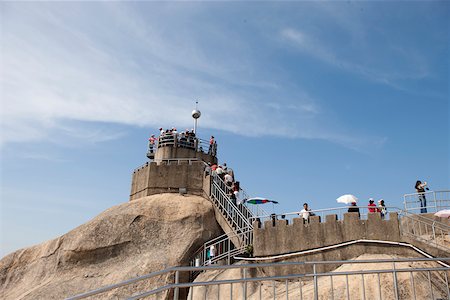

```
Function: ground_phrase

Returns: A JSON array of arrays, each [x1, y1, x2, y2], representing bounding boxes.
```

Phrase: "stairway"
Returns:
[[190, 173, 263, 267], [398, 210, 450, 256]]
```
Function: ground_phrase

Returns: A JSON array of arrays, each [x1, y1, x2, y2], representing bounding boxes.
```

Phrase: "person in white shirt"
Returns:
[[300, 203, 313, 224], [224, 173, 233, 187], [216, 166, 224, 180], [208, 244, 216, 265]]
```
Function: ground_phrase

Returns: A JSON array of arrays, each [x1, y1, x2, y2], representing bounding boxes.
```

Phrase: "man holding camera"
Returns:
[[415, 180, 429, 213]]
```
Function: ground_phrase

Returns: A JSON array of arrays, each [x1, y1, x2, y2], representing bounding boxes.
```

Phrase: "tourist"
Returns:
[[300, 203, 313, 224], [159, 127, 164, 135], [270, 213, 277, 226], [208, 136, 215, 155], [204, 163, 211, 177], [348, 202, 360, 217], [216, 165, 224, 180], [415, 180, 429, 213], [232, 182, 241, 204], [368, 198, 377, 213], [224, 173, 233, 188], [148, 134, 157, 153], [234, 190, 242, 205], [222, 163, 228, 172], [209, 244, 216, 264], [378, 199, 387, 219]]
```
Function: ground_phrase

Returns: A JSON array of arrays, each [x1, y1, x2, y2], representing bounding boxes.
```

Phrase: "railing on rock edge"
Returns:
[[66, 257, 450, 300], [403, 190, 450, 214], [398, 209, 450, 252]]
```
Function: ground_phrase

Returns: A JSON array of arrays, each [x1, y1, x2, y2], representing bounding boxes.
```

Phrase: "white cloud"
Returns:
[[280, 27, 430, 87], [0, 3, 382, 151]]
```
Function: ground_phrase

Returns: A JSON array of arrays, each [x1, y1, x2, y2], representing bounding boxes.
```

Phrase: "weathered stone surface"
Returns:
[[0, 194, 222, 300]]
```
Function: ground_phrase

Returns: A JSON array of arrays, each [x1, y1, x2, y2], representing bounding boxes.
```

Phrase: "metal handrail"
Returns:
[[251, 205, 400, 225], [397, 209, 450, 252], [66, 257, 450, 300], [155, 134, 218, 156], [403, 190, 450, 213], [191, 227, 253, 267], [132, 266, 450, 300], [210, 180, 253, 234]]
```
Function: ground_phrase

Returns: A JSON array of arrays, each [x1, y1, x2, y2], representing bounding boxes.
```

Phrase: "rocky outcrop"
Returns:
[[0, 194, 223, 300]]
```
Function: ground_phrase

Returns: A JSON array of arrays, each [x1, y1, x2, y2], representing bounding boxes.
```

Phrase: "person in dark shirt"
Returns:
[[415, 180, 428, 213], [348, 201, 360, 218]]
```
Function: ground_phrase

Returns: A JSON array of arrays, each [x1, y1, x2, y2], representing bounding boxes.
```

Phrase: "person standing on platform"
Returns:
[[348, 201, 360, 217], [378, 199, 387, 219], [148, 134, 157, 153], [300, 203, 314, 224], [208, 136, 215, 155], [368, 198, 377, 213], [415, 180, 429, 213]]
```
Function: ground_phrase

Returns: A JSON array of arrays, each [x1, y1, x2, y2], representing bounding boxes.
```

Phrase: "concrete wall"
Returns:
[[252, 212, 409, 275], [254, 212, 401, 257], [129, 161, 206, 201]]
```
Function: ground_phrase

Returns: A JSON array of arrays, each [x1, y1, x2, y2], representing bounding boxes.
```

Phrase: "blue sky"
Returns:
[[1, 1, 449, 257]]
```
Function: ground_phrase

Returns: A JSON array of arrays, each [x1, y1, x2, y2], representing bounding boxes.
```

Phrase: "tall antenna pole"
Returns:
[[191, 101, 201, 134]]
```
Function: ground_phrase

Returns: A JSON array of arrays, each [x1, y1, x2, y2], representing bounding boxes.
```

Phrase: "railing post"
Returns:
[[174, 270, 179, 300], [242, 268, 247, 299], [432, 222, 436, 246], [313, 264, 318, 300], [403, 194, 407, 212], [392, 262, 399, 299], [434, 191, 437, 212], [228, 238, 231, 265]]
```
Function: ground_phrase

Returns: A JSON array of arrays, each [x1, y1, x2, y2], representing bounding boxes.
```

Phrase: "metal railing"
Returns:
[[398, 209, 450, 252], [251, 206, 395, 227], [156, 134, 217, 157], [187, 173, 257, 268], [403, 190, 450, 213], [67, 257, 450, 300], [210, 174, 253, 233], [190, 227, 253, 270]]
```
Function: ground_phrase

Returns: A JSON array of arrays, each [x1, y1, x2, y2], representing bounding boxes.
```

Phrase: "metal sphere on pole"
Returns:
[[191, 101, 201, 134]]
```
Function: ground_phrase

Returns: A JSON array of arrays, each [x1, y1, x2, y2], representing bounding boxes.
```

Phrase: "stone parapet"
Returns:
[[253, 212, 401, 257], [129, 161, 207, 200]]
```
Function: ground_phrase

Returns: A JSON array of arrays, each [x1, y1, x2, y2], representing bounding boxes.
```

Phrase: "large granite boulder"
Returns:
[[0, 194, 222, 299]]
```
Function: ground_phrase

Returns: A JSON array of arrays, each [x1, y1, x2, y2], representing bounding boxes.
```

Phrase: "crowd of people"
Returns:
[[147, 127, 217, 155], [205, 162, 241, 204], [347, 198, 387, 219], [299, 179, 431, 222], [297, 198, 388, 223]]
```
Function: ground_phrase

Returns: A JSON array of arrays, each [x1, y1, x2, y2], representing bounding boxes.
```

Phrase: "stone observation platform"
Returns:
[[130, 132, 217, 200]]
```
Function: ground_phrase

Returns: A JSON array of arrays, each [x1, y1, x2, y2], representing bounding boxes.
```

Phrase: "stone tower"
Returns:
[[129, 130, 218, 200]]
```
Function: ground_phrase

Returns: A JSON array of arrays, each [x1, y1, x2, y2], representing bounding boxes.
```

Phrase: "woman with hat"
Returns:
[[377, 199, 387, 219]]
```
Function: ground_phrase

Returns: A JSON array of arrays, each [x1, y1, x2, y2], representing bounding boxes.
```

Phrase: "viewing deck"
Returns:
[[147, 133, 217, 165]]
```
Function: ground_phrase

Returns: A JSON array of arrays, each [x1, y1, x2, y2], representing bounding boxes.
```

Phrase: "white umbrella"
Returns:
[[336, 194, 358, 204], [434, 209, 450, 218]]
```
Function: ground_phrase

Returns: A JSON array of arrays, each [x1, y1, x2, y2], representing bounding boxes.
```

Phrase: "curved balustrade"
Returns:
[[155, 134, 217, 157]]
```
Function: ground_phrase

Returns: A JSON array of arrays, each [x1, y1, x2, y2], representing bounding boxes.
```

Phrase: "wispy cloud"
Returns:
[[0, 2, 385, 151], [280, 27, 429, 87]]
